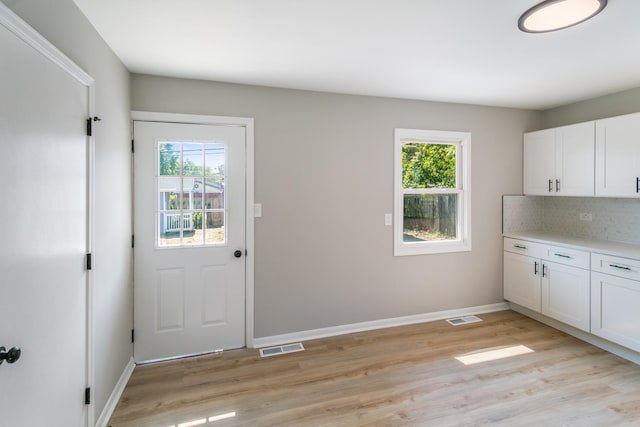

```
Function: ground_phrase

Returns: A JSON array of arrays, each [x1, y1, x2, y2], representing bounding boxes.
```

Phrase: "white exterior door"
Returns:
[[0, 16, 90, 427], [133, 121, 246, 362]]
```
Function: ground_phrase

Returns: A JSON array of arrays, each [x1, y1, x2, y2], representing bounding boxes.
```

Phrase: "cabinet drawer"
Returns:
[[504, 238, 544, 258], [543, 245, 589, 269], [591, 253, 640, 281]]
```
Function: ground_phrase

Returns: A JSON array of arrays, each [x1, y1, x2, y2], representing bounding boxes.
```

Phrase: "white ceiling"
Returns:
[[72, 0, 640, 110]]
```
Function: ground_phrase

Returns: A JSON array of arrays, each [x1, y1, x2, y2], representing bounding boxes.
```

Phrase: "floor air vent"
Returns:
[[446, 315, 483, 326], [259, 342, 305, 358]]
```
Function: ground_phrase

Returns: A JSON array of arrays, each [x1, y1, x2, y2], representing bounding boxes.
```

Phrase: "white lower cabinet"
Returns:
[[504, 251, 541, 312], [542, 261, 591, 332], [505, 237, 640, 355], [591, 253, 640, 352], [504, 238, 591, 332]]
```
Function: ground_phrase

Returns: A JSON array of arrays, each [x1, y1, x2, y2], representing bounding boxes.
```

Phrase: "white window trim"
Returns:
[[394, 128, 472, 256]]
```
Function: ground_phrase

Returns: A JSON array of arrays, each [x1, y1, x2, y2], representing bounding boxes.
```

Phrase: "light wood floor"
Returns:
[[109, 310, 640, 426]]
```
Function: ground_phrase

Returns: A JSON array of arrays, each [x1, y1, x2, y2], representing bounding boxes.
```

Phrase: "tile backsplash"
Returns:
[[503, 195, 640, 245]]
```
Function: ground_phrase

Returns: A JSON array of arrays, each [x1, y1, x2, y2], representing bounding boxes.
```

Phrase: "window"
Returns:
[[157, 141, 226, 247], [394, 128, 471, 256]]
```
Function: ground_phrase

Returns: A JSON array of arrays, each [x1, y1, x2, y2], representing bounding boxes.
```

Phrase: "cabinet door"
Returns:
[[523, 129, 555, 195], [541, 261, 590, 332], [556, 122, 595, 196], [504, 251, 541, 312], [591, 272, 640, 352], [595, 113, 640, 197]]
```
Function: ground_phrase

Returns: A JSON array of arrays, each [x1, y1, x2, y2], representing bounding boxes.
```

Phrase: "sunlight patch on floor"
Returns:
[[168, 411, 237, 427], [455, 345, 534, 365]]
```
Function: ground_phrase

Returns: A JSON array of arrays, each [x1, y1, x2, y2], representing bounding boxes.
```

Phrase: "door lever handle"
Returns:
[[0, 346, 21, 365]]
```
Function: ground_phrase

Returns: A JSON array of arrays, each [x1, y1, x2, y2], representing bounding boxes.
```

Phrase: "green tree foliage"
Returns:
[[159, 144, 179, 175], [402, 143, 456, 188], [159, 143, 219, 177]]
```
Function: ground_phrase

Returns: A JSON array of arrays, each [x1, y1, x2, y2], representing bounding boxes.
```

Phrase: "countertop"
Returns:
[[503, 231, 640, 260]]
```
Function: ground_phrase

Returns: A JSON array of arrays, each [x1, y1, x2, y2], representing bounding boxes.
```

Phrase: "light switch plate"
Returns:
[[384, 213, 392, 226], [254, 203, 262, 218]]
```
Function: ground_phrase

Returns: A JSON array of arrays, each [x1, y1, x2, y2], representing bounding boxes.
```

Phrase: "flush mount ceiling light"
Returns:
[[518, 0, 607, 33]]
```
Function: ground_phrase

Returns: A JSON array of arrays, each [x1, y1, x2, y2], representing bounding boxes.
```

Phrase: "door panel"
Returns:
[[0, 22, 89, 426], [504, 251, 541, 312], [595, 113, 640, 197], [133, 121, 246, 362], [542, 261, 590, 332], [557, 122, 595, 196], [523, 128, 555, 195]]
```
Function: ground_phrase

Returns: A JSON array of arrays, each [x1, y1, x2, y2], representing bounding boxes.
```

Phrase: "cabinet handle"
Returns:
[[548, 179, 553, 192], [534, 261, 539, 275], [636, 177, 639, 193], [542, 264, 547, 278], [556, 179, 560, 192], [514, 244, 527, 250], [553, 253, 572, 259], [609, 263, 632, 271]]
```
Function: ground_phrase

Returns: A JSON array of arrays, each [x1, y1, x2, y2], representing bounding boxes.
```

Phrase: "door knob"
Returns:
[[0, 346, 21, 365], [234, 250, 243, 258]]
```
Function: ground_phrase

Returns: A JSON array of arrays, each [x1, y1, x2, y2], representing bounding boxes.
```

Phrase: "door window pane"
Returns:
[[205, 212, 225, 244], [159, 143, 181, 176], [205, 143, 225, 177], [182, 143, 204, 176], [157, 141, 226, 247], [158, 177, 181, 211], [205, 179, 224, 209]]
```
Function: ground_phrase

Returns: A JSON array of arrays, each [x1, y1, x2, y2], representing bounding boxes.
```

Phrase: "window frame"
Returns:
[[155, 140, 228, 249], [394, 128, 472, 256]]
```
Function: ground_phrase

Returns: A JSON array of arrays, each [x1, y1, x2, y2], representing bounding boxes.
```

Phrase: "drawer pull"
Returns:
[[554, 253, 572, 259], [514, 244, 527, 250], [548, 179, 553, 192], [542, 264, 547, 278], [609, 263, 632, 271], [534, 261, 539, 275]]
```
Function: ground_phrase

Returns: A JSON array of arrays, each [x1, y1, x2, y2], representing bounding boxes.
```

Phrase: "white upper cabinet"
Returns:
[[524, 128, 556, 195], [595, 112, 640, 198], [524, 122, 595, 196]]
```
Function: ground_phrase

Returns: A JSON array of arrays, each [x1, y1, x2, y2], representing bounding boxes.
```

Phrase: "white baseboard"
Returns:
[[252, 302, 509, 348], [95, 357, 135, 427], [509, 303, 640, 366]]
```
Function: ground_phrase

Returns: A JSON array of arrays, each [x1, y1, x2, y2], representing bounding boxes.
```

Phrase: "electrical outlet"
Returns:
[[579, 212, 592, 221], [384, 213, 392, 226]]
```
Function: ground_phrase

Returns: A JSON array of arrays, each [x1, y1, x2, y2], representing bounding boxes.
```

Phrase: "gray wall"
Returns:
[[5, 0, 133, 421], [543, 87, 640, 127], [132, 74, 541, 338]]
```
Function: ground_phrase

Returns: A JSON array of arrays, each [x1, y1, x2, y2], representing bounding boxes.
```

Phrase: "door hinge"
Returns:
[[131, 235, 135, 249], [86, 253, 92, 271], [131, 139, 134, 153], [84, 387, 91, 405], [131, 329, 135, 343], [86, 116, 101, 137]]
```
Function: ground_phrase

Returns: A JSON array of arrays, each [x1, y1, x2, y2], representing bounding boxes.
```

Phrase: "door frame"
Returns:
[[131, 110, 255, 348], [0, 3, 96, 425]]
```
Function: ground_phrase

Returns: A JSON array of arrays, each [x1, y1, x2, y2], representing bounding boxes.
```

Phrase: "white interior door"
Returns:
[[133, 121, 246, 362], [0, 18, 89, 426]]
